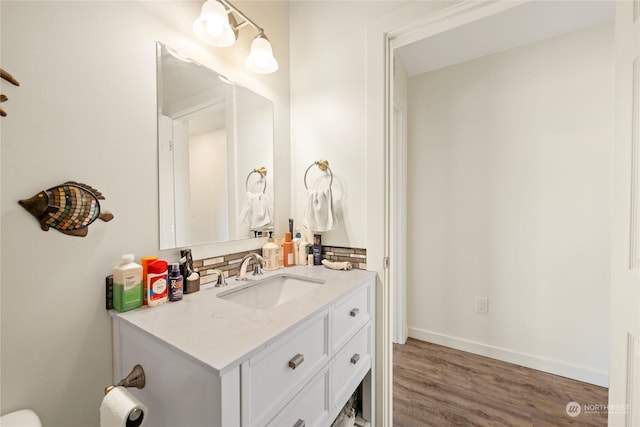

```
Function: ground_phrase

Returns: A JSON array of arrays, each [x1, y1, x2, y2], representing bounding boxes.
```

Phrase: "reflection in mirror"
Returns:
[[157, 42, 274, 250]]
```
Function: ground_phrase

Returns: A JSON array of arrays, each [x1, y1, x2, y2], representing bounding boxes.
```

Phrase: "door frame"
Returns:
[[366, 0, 594, 424], [391, 101, 407, 344]]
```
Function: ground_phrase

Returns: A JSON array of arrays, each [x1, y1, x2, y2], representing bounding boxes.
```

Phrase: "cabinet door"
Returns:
[[332, 281, 372, 352], [115, 321, 239, 427], [247, 310, 330, 426], [331, 323, 372, 410], [266, 365, 330, 427]]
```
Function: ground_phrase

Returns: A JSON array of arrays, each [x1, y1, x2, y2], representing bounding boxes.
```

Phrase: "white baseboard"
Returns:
[[407, 327, 609, 388]]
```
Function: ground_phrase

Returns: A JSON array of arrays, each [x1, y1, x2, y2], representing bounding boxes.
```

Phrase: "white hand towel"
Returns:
[[239, 192, 273, 229], [322, 259, 353, 270], [303, 187, 334, 232]]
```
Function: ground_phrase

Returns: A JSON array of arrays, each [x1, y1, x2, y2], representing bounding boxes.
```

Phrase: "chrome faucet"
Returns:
[[236, 253, 264, 281], [210, 269, 228, 287]]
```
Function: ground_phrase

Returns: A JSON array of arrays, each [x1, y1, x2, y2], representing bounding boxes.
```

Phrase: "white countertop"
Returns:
[[111, 265, 376, 375]]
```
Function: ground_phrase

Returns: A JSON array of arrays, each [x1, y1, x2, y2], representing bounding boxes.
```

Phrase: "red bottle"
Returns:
[[147, 260, 168, 306]]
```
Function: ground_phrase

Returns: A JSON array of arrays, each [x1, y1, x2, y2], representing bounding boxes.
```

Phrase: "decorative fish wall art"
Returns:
[[0, 67, 20, 117], [19, 181, 114, 237]]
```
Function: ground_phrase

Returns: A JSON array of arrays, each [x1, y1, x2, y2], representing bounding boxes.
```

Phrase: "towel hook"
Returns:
[[304, 160, 333, 190], [245, 167, 267, 194]]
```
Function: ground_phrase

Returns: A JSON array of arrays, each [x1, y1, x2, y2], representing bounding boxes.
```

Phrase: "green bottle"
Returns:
[[113, 254, 143, 312]]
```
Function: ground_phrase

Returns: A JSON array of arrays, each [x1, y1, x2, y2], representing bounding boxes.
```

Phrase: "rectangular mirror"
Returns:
[[157, 42, 275, 250]]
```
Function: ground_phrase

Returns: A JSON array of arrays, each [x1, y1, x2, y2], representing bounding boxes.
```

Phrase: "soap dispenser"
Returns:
[[262, 232, 279, 271]]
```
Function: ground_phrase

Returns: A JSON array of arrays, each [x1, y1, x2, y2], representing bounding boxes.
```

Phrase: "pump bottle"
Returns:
[[262, 232, 279, 271]]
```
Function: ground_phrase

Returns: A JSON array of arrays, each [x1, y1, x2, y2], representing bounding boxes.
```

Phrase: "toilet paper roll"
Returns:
[[100, 386, 147, 427]]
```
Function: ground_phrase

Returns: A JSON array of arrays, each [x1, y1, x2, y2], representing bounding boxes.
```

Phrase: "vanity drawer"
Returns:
[[331, 283, 371, 352], [249, 311, 330, 426], [331, 323, 372, 409], [266, 365, 330, 427]]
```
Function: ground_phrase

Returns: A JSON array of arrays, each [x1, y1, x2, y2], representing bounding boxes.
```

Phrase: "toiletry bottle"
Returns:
[[292, 232, 302, 265], [180, 249, 200, 294], [297, 234, 308, 265], [168, 263, 183, 302], [283, 232, 294, 267], [113, 254, 143, 312], [313, 234, 322, 265], [147, 260, 168, 306], [140, 256, 158, 305], [262, 232, 279, 271], [275, 236, 285, 267], [178, 249, 192, 282]]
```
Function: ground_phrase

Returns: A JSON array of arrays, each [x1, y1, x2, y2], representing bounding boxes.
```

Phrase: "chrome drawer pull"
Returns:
[[351, 353, 360, 365], [293, 419, 305, 427], [350, 308, 360, 317], [288, 353, 305, 370]]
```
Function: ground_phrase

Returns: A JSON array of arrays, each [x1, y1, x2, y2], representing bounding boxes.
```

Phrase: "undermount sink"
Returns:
[[217, 273, 325, 310]]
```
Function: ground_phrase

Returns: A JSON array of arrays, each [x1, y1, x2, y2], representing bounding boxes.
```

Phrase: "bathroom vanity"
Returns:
[[110, 265, 375, 426]]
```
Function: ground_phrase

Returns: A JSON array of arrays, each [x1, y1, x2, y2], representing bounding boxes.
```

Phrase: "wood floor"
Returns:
[[393, 338, 608, 427]]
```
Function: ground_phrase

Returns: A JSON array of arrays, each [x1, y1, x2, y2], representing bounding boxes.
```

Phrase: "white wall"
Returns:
[[406, 23, 614, 386], [290, 4, 454, 424], [290, 1, 405, 249], [190, 128, 229, 243], [0, 1, 289, 425], [232, 86, 275, 237]]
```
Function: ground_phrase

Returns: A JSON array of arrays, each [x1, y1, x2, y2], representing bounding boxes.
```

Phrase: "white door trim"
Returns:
[[391, 102, 407, 344]]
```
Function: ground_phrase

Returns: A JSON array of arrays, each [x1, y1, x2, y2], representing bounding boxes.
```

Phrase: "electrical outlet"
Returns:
[[475, 297, 488, 314]]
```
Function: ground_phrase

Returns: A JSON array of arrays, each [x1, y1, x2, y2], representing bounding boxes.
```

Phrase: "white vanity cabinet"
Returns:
[[111, 267, 375, 427]]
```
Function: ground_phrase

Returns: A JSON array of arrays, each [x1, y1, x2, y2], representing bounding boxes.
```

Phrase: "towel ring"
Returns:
[[246, 167, 267, 194], [304, 160, 333, 190]]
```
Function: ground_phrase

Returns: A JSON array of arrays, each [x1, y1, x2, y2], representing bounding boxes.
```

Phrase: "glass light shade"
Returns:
[[193, 0, 236, 47], [245, 36, 278, 74]]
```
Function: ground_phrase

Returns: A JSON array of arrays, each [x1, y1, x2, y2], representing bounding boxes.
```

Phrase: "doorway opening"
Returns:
[[386, 0, 615, 423]]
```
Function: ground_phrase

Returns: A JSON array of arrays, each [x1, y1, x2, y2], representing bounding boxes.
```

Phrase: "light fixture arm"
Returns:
[[218, 0, 265, 36]]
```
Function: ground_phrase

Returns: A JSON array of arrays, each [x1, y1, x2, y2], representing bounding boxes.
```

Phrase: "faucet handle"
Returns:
[[212, 269, 228, 287]]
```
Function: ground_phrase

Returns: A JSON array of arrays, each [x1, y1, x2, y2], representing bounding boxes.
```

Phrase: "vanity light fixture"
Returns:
[[193, 0, 278, 74]]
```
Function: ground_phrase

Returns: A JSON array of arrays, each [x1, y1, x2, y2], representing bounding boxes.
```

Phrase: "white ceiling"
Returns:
[[396, 1, 615, 77]]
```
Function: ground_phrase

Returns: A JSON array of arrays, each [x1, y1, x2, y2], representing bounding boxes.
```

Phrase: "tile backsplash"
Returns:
[[194, 245, 367, 284], [321, 246, 367, 270]]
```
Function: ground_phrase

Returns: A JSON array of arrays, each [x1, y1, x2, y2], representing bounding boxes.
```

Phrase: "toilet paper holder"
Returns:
[[104, 364, 146, 395]]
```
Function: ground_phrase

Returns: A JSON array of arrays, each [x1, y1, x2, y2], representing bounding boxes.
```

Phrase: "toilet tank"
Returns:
[[0, 409, 42, 427]]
